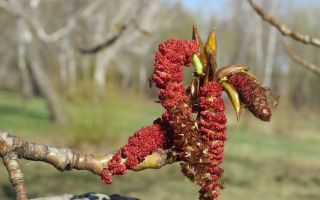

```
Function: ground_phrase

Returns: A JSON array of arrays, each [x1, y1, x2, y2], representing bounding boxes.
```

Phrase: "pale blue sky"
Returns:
[[181, 0, 224, 11], [179, 0, 320, 22], [181, 0, 320, 11]]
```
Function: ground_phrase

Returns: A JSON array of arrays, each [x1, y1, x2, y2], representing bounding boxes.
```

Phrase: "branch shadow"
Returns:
[[1, 184, 15, 199]]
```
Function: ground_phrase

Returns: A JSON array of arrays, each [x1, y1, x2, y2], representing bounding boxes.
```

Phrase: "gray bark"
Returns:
[[263, 1, 278, 87], [21, 21, 68, 123], [60, 37, 77, 96], [17, 18, 34, 100], [28, 44, 68, 123], [254, 9, 264, 78]]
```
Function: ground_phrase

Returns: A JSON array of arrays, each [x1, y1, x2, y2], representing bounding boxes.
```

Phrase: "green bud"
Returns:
[[192, 54, 204, 76]]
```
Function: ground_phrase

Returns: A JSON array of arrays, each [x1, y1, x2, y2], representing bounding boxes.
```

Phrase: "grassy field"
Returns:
[[0, 91, 320, 200]]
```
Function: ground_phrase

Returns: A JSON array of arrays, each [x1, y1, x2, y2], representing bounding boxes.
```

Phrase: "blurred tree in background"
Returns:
[[0, 0, 319, 121]]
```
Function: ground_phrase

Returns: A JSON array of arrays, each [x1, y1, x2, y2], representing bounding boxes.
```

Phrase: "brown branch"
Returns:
[[247, 0, 320, 48], [283, 44, 320, 76], [0, 132, 176, 199], [2, 152, 28, 200], [78, 16, 152, 55], [79, 25, 128, 54]]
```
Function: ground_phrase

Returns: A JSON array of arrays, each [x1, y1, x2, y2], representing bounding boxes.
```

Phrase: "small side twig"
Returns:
[[283, 44, 320, 76], [2, 152, 28, 200], [0, 132, 176, 200], [78, 25, 128, 54], [247, 0, 320, 48], [78, 19, 151, 55]]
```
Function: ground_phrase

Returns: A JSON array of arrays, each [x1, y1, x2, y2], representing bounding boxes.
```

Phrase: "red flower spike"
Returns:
[[102, 120, 171, 184], [196, 82, 227, 199], [228, 73, 272, 121], [152, 39, 199, 156], [101, 170, 112, 184], [121, 121, 170, 168], [152, 39, 198, 88], [103, 38, 233, 200]]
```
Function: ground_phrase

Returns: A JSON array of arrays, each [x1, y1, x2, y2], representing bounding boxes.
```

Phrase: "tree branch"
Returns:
[[79, 25, 128, 54], [283, 44, 320, 76], [2, 152, 28, 200], [0, 131, 176, 199], [78, 0, 155, 55], [78, 19, 151, 55], [0, 0, 104, 43], [247, 0, 320, 48]]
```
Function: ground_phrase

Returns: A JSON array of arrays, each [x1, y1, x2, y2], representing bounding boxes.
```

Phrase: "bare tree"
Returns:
[[17, 18, 34, 101], [0, 0, 68, 123], [247, 0, 320, 76], [263, 0, 278, 87]]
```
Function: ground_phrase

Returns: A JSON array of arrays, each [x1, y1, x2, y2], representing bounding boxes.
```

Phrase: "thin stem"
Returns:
[[2, 152, 28, 200], [247, 0, 320, 48]]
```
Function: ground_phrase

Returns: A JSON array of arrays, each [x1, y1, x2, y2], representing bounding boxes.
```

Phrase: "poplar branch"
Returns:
[[0, 131, 176, 200], [79, 25, 128, 54], [2, 152, 28, 200], [78, 20, 151, 54], [283, 44, 320, 76], [247, 0, 320, 48]]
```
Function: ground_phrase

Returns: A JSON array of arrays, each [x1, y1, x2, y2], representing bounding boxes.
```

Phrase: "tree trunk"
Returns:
[[62, 2, 77, 97], [263, 0, 278, 87], [58, 46, 68, 89], [23, 23, 68, 123], [17, 18, 34, 101], [138, 66, 147, 93], [28, 43, 68, 123], [60, 37, 77, 97], [254, 9, 264, 79]]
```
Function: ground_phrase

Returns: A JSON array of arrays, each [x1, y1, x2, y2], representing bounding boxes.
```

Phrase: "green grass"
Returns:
[[0, 91, 320, 200]]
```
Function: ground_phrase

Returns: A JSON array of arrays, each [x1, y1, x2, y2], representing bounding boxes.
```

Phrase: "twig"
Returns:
[[2, 152, 28, 200], [283, 44, 320, 76], [78, 19, 151, 55], [247, 0, 320, 48], [0, 132, 176, 199], [79, 25, 128, 54]]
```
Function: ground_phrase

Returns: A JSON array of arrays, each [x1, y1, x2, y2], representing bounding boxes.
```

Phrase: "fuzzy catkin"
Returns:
[[101, 121, 170, 184], [228, 73, 271, 121], [103, 39, 229, 200]]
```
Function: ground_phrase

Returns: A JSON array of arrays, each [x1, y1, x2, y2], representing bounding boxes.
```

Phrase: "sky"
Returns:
[[181, 0, 320, 11], [179, 0, 225, 19], [179, 0, 320, 22], [181, 0, 224, 11]]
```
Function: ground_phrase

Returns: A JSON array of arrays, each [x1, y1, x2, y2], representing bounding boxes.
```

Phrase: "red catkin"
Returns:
[[228, 73, 271, 121], [103, 38, 230, 200], [196, 82, 227, 200], [152, 39, 198, 88], [101, 120, 170, 184], [152, 39, 199, 155]]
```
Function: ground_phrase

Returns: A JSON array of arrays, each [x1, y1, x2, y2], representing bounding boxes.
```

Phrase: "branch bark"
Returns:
[[0, 132, 176, 200], [79, 25, 128, 54], [2, 152, 28, 200], [247, 0, 320, 48], [283, 44, 320, 76]]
